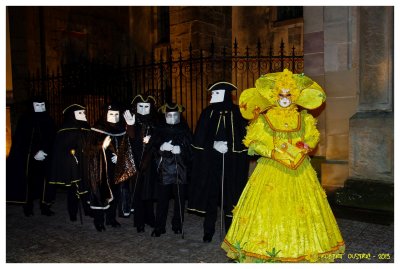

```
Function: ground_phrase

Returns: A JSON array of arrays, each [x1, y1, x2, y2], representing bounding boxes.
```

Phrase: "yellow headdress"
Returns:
[[239, 69, 326, 120]]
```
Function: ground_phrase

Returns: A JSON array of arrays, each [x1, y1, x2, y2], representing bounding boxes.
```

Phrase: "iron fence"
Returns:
[[28, 39, 303, 130]]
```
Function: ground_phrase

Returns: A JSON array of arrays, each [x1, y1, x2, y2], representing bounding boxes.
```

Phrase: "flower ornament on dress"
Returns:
[[239, 69, 326, 120]]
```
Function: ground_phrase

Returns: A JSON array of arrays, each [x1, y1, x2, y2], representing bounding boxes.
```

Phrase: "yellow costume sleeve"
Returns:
[[303, 112, 320, 149], [243, 116, 274, 157]]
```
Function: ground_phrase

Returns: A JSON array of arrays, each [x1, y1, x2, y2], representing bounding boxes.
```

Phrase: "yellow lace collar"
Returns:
[[264, 106, 301, 132]]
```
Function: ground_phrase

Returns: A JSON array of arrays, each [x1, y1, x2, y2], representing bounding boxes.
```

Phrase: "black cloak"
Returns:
[[6, 100, 56, 204], [83, 110, 126, 209], [48, 104, 91, 202], [187, 94, 250, 217], [153, 120, 193, 186], [128, 113, 159, 201], [128, 96, 160, 201]]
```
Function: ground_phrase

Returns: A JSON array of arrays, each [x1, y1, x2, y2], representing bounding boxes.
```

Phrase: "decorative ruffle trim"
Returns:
[[222, 239, 345, 263]]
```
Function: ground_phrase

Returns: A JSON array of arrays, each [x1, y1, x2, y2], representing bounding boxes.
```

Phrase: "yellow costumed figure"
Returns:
[[221, 69, 345, 262]]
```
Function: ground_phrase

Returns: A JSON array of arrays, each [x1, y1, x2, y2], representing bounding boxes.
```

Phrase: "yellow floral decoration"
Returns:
[[239, 69, 326, 120]]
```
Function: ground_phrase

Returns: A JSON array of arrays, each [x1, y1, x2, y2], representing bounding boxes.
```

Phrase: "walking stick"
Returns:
[[174, 154, 185, 239], [220, 152, 225, 241], [131, 125, 149, 225], [77, 194, 83, 225], [71, 151, 83, 224]]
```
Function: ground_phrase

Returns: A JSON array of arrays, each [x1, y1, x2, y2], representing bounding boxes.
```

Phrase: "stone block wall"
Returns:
[[169, 6, 232, 58], [304, 6, 361, 191]]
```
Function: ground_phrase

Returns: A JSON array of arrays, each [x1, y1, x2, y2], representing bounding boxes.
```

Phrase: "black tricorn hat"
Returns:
[[31, 95, 47, 103], [63, 104, 86, 121], [131, 94, 157, 105], [158, 102, 185, 113], [62, 104, 86, 115], [207, 81, 238, 92], [106, 102, 122, 112]]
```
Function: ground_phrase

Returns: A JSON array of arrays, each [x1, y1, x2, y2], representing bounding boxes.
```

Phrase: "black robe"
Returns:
[[187, 101, 250, 217], [48, 116, 91, 200], [6, 111, 56, 204], [129, 114, 159, 201], [153, 121, 193, 186], [83, 119, 126, 209]]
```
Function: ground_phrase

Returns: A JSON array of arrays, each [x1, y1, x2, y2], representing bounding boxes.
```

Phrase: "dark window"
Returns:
[[157, 6, 170, 44], [277, 7, 303, 21]]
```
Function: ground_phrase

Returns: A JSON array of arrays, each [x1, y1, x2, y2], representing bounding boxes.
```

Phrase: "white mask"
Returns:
[[278, 96, 292, 108], [210, 89, 225, 104], [165, 112, 180, 125], [107, 110, 120, 123], [33, 102, 46, 113], [74, 110, 87, 122], [137, 102, 151, 115]]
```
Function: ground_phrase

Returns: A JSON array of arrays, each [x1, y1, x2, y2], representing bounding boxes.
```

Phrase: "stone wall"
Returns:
[[232, 7, 303, 54], [232, 7, 272, 52], [169, 6, 232, 58], [349, 6, 394, 182], [304, 6, 393, 211], [339, 7, 394, 211], [304, 7, 361, 191]]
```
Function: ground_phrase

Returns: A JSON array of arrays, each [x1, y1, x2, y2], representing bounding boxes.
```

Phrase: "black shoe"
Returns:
[[151, 228, 166, 237], [203, 233, 213, 243], [106, 219, 121, 227], [137, 226, 145, 233], [23, 205, 33, 217], [41, 207, 55, 216], [172, 227, 182, 234], [94, 222, 106, 232]]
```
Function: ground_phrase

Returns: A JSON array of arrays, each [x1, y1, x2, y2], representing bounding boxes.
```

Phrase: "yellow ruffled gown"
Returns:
[[221, 106, 345, 262]]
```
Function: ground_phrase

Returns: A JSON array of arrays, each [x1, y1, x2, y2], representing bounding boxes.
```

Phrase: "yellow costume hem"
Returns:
[[221, 239, 345, 263]]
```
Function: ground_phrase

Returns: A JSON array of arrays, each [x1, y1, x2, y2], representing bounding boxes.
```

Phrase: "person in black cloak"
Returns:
[[84, 102, 136, 231], [127, 94, 158, 233], [48, 104, 91, 222], [150, 103, 193, 237], [6, 96, 56, 217], [187, 81, 250, 243]]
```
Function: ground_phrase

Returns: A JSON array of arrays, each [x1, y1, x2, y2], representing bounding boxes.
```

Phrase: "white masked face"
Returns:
[[278, 96, 292, 108], [33, 102, 46, 113], [210, 89, 225, 104], [165, 112, 180, 125], [74, 110, 87, 122], [137, 102, 151, 115], [107, 110, 120, 123]]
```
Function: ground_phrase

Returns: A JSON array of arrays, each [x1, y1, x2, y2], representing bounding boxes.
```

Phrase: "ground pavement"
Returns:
[[5, 191, 394, 263]]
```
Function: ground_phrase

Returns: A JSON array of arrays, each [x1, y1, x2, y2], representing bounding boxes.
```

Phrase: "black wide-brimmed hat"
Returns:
[[62, 104, 86, 115], [207, 81, 238, 92]]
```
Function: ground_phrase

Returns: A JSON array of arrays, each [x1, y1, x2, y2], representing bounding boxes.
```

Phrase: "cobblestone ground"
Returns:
[[5, 191, 394, 263]]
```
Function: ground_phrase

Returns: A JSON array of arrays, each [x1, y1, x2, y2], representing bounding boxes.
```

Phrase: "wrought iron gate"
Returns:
[[28, 39, 303, 130]]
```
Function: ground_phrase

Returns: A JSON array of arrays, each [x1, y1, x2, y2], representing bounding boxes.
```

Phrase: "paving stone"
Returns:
[[6, 191, 393, 263]]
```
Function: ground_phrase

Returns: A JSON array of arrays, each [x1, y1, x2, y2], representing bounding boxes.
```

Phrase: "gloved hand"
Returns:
[[213, 141, 228, 154], [111, 153, 118, 164], [123, 110, 135, 125], [171, 145, 181, 154], [143, 135, 151, 144], [34, 150, 47, 161], [102, 136, 111, 149], [160, 140, 173, 151]]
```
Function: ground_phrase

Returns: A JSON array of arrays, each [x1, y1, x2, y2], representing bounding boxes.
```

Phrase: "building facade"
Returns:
[[6, 6, 393, 212]]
